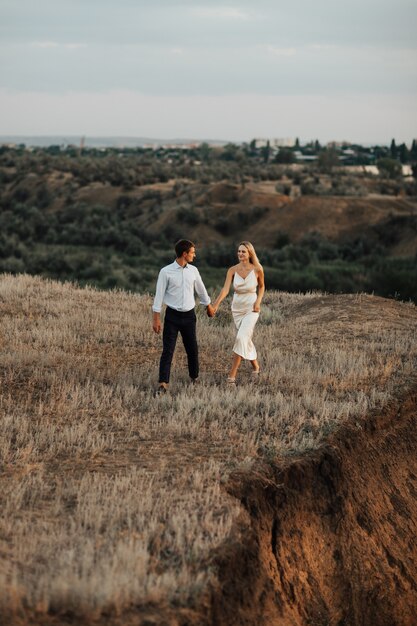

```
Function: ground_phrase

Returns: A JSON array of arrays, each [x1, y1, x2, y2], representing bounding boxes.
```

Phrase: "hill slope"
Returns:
[[3, 167, 417, 254], [0, 275, 416, 625]]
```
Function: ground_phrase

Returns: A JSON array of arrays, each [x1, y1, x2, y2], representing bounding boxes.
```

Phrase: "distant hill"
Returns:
[[14, 172, 415, 256], [0, 135, 229, 148], [1, 147, 416, 299], [143, 180, 417, 255]]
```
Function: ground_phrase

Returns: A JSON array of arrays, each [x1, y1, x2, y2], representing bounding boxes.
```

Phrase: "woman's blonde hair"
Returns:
[[239, 241, 262, 270]]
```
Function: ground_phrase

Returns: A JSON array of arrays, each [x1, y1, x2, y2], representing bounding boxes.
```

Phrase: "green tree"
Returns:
[[398, 143, 409, 164], [377, 157, 402, 180], [275, 149, 295, 164], [221, 143, 240, 161], [390, 138, 398, 159], [318, 147, 339, 172], [262, 140, 271, 164], [199, 142, 211, 163]]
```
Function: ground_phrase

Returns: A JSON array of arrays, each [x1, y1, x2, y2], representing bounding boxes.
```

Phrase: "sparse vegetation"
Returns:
[[0, 145, 417, 301], [1, 274, 416, 621]]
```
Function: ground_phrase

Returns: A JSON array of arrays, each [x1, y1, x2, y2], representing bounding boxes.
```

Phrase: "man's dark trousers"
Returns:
[[159, 307, 198, 383]]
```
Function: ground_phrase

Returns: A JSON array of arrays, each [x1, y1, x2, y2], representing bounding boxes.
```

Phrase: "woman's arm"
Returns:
[[253, 268, 265, 312], [213, 267, 235, 311]]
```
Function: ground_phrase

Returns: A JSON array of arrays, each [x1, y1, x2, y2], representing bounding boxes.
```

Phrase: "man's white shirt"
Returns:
[[152, 261, 211, 313]]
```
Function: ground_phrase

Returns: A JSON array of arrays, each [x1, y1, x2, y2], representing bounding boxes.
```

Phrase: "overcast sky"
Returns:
[[0, 0, 416, 144]]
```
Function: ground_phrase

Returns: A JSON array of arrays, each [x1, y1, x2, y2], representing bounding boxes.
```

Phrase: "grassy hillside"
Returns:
[[1, 274, 416, 623]]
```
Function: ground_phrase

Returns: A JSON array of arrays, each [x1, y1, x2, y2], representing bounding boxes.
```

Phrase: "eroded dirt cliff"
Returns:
[[212, 385, 417, 626]]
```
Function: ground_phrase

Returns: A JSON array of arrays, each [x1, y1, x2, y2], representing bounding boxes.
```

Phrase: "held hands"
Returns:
[[206, 304, 216, 318]]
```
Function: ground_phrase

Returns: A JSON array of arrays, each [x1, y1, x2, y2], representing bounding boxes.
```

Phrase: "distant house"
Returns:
[[254, 138, 295, 149], [294, 151, 318, 162]]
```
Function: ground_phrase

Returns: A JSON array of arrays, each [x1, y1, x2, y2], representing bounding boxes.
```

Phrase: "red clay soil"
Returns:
[[212, 384, 417, 626]]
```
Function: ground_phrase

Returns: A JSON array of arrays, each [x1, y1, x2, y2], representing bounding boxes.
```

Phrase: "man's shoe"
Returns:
[[190, 378, 199, 385], [154, 383, 168, 396]]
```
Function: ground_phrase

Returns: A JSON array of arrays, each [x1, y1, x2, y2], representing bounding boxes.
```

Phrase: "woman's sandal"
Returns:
[[227, 377, 236, 385], [251, 368, 260, 376]]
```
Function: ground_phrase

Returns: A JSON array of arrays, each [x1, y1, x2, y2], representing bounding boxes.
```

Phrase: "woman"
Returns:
[[213, 241, 265, 384]]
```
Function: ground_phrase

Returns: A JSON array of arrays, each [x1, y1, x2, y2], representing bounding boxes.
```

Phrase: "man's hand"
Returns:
[[206, 304, 215, 318], [153, 312, 162, 333]]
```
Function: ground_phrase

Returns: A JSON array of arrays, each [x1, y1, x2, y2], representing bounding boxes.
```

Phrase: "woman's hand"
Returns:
[[253, 302, 261, 313]]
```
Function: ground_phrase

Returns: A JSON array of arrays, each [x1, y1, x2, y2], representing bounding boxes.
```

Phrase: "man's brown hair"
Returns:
[[175, 239, 195, 258]]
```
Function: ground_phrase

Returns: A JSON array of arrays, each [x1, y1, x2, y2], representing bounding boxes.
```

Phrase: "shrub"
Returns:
[[275, 232, 290, 249], [177, 207, 201, 226], [377, 158, 402, 180]]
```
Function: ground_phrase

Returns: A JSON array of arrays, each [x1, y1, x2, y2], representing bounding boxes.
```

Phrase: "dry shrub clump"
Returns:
[[0, 273, 416, 620]]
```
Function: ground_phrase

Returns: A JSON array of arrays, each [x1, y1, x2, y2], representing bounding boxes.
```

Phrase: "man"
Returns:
[[152, 239, 214, 393]]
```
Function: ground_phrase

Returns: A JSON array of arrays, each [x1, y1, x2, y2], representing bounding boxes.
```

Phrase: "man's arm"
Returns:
[[194, 268, 211, 307], [152, 269, 167, 333]]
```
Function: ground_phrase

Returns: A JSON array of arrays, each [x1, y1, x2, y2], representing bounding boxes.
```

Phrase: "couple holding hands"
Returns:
[[152, 239, 265, 394]]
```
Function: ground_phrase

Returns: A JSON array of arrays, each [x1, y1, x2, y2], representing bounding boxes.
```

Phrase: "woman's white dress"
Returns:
[[231, 269, 259, 360]]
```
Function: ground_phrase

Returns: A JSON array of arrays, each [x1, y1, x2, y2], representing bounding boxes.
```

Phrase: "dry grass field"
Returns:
[[0, 273, 416, 624]]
